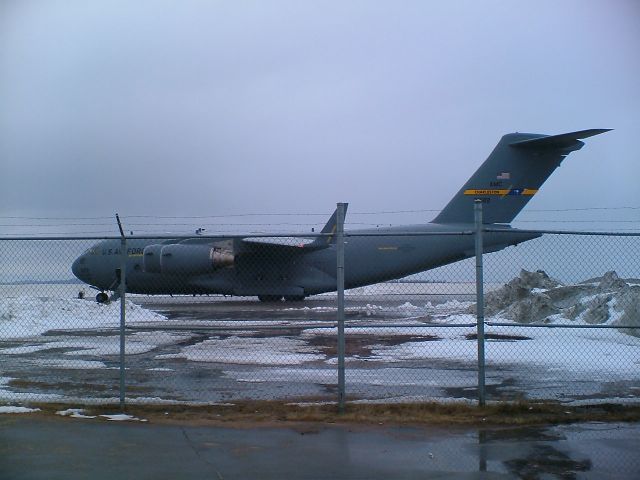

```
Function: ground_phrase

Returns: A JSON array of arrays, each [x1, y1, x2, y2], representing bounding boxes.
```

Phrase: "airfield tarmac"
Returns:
[[1, 284, 639, 406]]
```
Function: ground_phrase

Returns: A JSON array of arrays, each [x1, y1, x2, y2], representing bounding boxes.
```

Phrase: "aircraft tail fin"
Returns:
[[431, 129, 610, 225]]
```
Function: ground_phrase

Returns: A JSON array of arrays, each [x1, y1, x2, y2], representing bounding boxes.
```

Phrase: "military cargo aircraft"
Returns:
[[72, 129, 609, 303]]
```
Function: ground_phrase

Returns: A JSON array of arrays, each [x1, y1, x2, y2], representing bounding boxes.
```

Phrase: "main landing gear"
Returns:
[[284, 295, 305, 302]]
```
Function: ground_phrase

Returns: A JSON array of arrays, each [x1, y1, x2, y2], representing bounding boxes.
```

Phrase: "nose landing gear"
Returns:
[[94, 269, 124, 304]]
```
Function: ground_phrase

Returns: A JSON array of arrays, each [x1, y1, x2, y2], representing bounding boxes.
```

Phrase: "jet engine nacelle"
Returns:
[[143, 244, 234, 275], [142, 244, 163, 273]]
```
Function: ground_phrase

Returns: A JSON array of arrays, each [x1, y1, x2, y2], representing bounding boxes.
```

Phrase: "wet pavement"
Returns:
[[1, 416, 639, 479]]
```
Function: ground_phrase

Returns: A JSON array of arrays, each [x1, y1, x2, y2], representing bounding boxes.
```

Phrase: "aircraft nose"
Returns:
[[72, 255, 90, 283]]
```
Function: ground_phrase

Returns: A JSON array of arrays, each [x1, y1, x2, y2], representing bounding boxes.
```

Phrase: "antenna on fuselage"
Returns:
[[115, 213, 125, 238]]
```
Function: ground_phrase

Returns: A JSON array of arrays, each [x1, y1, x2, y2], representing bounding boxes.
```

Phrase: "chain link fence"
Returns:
[[1, 225, 639, 407]]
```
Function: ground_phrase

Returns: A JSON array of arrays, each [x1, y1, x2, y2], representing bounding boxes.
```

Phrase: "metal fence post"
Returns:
[[474, 201, 486, 406], [116, 214, 127, 411], [336, 202, 346, 412]]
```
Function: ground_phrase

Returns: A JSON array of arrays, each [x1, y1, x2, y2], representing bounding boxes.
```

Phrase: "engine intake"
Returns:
[[142, 244, 163, 273]]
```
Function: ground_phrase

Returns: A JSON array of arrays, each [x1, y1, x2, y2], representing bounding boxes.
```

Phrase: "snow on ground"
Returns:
[[284, 300, 474, 317], [56, 408, 96, 419], [342, 273, 640, 379], [225, 366, 477, 388], [0, 331, 193, 356], [0, 406, 40, 414], [157, 336, 325, 365], [341, 282, 481, 296], [220, 274, 640, 392], [283, 304, 390, 316], [0, 391, 67, 403], [34, 359, 108, 370], [99, 413, 147, 422], [0, 297, 166, 339], [368, 322, 640, 379], [149, 273, 639, 384], [1, 274, 638, 404]]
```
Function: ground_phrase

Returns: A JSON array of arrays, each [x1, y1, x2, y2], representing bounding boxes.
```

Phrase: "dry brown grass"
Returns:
[[20, 400, 640, 427]]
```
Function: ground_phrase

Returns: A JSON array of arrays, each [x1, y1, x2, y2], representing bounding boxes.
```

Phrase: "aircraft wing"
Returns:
[[242, 236, 319, 249]]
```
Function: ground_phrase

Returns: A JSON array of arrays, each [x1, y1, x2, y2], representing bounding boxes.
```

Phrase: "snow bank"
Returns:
[[0, 297, 167, 339], [484, 269, 561, 321], [484, 270, 640, 336]]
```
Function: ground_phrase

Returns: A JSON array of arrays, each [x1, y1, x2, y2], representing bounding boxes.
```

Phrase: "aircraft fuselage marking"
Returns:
[[463, 189, 538, 196]]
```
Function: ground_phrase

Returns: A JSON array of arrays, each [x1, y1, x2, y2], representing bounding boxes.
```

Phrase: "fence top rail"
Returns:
[[125, 322, 480, 332], [119, 322, 640, 332], [2, 231, 474, 241], [345, 231, 474, 237], [486, 321, 640, 329], [0, 233, 335, 241], [0, 236, 126, 241], [484, 228, 640, 237], [3, 228, 639, 241]]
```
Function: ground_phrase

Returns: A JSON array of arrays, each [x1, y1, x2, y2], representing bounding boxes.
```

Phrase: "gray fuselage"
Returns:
[[72, 223, 539, 298]]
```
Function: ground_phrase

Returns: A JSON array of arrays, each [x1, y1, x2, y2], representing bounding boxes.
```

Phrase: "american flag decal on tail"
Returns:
[[497, 172, 511, 180]]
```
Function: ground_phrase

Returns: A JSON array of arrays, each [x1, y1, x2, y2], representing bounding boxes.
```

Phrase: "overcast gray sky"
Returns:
[[1, 0, 639, 235]]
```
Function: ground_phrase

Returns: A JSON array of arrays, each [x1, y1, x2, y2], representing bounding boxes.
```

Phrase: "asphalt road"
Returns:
[[1, 416, 639, 479]]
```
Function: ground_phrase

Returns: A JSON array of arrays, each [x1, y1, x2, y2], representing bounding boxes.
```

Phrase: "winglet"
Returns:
[[242, 206, 349, 251], [311, 204, 349, 247]]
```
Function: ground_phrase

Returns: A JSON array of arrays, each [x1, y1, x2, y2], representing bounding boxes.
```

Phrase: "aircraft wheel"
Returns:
[[96, 292, 109, 304], [258, 295, 283, 303], [284, 295, 305, 302]]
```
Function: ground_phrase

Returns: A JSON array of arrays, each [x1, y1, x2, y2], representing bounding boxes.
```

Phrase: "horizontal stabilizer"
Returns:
[[510, 129, 611, 151], [432, 129, 610, 225]]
